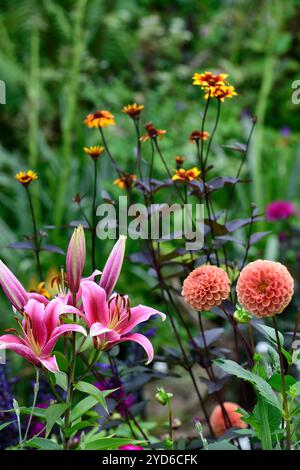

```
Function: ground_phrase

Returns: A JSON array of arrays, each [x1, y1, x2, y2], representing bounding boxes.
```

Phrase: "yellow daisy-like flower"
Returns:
[[193, 71, 228, 88], [122, 103, 144, 119], [83, 110, 115, 128], [140, 122, 166, 142], [114, 174, 137, 190], [172, 167, 201, 182], [189, 130, 210, 143], [205, 85, 238, 101], [15, 170, 38, 186], [83, 145, 105, 161], [31, 282, 51, 300]]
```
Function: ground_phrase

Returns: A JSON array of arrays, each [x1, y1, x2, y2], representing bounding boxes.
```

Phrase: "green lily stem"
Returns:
[[273, 315, 291, 450], [25, 186, 43, 281], [24, 367, 40, 442], [91, 159, 98, 271]]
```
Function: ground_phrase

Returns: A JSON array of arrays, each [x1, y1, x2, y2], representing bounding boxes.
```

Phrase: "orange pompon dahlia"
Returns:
[[172, 167, 201, 182], [210, 402, 246, 437], [236, 260, 294, 318], [189, 130, 210, 143], [83, 145, 105, 161], [182, 265, 230, 311], [122, 103, 144, 119], [15, 170, 38, 186], [192, 71, 228, 88], [83, 110, 115, 128], [114, 173, 137, 190], [140, 122, 166, 142]]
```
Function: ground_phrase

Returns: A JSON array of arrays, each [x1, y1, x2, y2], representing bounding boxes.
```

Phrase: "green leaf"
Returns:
[[82, 437, 144, 450], [207, 440, 238, 451], [65, 420, 98, 438], [253, 323, 284, 346], [215, 359, 281, 411], [74, 381, 109, 412], [26, 437, 61, 450], [53, 351, 68, 372], [71, 396, 99, 422], [269, 374, 296, 393], [0, 420, 15, 432], [55, 371, 67, 391], [45, 403, 69, 438]]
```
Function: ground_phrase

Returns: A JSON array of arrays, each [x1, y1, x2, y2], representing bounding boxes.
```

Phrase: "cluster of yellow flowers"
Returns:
[[192, 71, 237, 101]]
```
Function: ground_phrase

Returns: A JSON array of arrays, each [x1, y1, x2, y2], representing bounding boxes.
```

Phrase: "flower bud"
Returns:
[[155, 387, 173, 406], [0, 260, 29, 311], [66, 225, 86, 294], [233, 305, 252, 324], [99, 235, 126, 296]]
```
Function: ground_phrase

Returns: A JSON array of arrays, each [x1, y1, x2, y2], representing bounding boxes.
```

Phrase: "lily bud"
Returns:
[[66, 225, 86, 294], [0, 260, 29, 311], [99, 235, 126, 296]]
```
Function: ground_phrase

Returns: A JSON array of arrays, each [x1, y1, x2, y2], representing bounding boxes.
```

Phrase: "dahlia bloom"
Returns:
[[0, 298, 86, 372], [266, 200, 295, 221], [210, 402, 246, 437], [236, 259, 294, 318], [81, 280, 165, 364], [182, 265, 230, 311]]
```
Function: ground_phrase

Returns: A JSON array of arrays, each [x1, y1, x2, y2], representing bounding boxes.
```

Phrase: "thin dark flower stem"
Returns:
[[248, 321, 255, 358], [46, 371, 64, 403], [99, 127, 123, 178], [168, 399, 173, 445], [78, 202, 92, 229], [91, 159, 98, 271], [224, 119, 257, 223], [273, 315, 291, 450], [203, 99, 221, 168], [290, 307, 300, 351], [133, 119, 143, 179], [221, 306, 253, 365], [240, 210, 255, 272], [199, 94, 211, 169], [25, 186, 43, 281]]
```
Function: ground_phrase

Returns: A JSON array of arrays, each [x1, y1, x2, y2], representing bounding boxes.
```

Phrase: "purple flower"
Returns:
[[266, 200, 295, 222], [280, 126, 291, 137]]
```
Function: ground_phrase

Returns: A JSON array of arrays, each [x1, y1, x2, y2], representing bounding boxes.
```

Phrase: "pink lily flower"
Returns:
[[99, 235, 126, 296], [0, 298, 86, 372], [66, 224, 86, 294], [81, 280, 165, 364]]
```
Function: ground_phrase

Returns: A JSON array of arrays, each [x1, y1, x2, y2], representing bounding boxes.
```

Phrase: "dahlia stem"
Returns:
[[273, 315, 291, 450], [167, 397, 173, 447], [24, 367, 40, 442]]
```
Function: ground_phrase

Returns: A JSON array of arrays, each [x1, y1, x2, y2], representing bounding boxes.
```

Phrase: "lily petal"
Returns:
[[114, 333, 154, 365], [38, 355, 59, 373], [99, 236, 126, 296], [0, 335, 39, 366], [66, 225, 86, 294], [43, 324, 87, 356], [81, 281, 109, 327], [23, 299, 47, 349], [90, 322, 120, 340], [117, 305, 166, 335]]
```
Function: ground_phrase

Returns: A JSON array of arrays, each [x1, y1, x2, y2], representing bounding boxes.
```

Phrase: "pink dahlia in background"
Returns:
[[182, 265, 230, 311], [266, 200, 295, 221], [210, 402, 246, 437], [236, 259, 294, 318], [118, 444, 143, 450]]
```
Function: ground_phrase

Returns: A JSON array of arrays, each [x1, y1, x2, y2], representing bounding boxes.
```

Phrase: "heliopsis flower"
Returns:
[[122, 103, 144, 119], [189, 130, 210, 143], [206, 84, 237, 101], [114, 173, 137, 190], [210, 402, 247, 437], [83, 146, 105, 161], [266, 200, 295, 222], [172, 167, 201, 182], [140, 122, 166, 142], [83, 110, 115, 128], [236, 260, 294, 318], [30, 282, 51, 300], [192, 71, 228, 88], [15, 170, 38, 186], [182, 265, 230, 311]]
